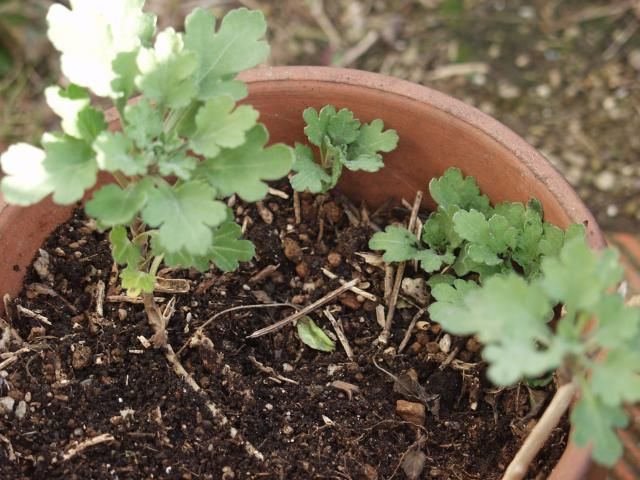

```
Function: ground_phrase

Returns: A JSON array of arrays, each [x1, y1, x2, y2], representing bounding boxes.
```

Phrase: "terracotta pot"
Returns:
[[0, 66, 606, 478]]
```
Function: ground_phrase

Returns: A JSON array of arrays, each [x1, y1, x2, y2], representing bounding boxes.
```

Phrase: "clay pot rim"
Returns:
[[236, 65, 605, 252]]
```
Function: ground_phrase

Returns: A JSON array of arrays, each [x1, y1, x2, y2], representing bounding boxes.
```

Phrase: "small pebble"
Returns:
[[0, 396, 15, 414], [15, 400, 27, 420], [339, 293, 361, 310], [282, 425, 294, 435], [118, 309, 127, 321], [395, 400, 425, 426], [283, 237, 303, 262], [438, 334, 451, 354], [594, 171, 616, 192], [282, 363, 294, 373], [327, 252, 342, 267], [295, 262, 310, 279]]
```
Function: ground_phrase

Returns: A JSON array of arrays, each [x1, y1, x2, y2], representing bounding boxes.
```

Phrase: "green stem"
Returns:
[[149, 255, 164, 276]]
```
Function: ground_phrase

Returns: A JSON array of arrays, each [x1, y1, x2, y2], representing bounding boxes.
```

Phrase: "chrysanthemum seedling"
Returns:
[[370, 168, 640, 476], [0, 0, 295, 343], [290, 105, 398, 193]]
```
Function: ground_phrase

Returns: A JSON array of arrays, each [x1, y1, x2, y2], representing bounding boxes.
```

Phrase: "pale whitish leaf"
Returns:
[[141, 181, 227, 255], [369, 225, 420, 262], [45, 85, 106, 142], [290, 143, 331, 193], [135, 28, 197, 108], [297, 316, 335, 352], [197, 124, 294, 202], [109, 225, 142, 267], [190, 95, 259, 157], [0, 143, 52, 205], [85, 180, 151, 228], [93, 131, 147, 176], [41, 133, 97, 205], [571, 389, 628, 466], [47, 0, 156, 97], [184, 8, 268, 99]]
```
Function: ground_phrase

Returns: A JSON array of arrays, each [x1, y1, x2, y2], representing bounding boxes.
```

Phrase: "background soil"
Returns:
[[1, 0, 639, 231]]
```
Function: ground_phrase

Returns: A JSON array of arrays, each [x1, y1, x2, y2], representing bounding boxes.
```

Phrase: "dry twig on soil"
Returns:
[[247, 279, 359, 338], [324, 309, 354, 360]]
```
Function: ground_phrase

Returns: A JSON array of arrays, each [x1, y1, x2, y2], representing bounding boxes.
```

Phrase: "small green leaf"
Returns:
[[120, 266, 156, 297], [326, 108, 361, 145], [0, 143, 53, 205], [422, 205, 462, 252], [540, 237, 624, 311], [590, 294, 640, 349], [297, 316, 335, 352], [142, 181, 228, 255], [184, 8, 269, 99], [590, 349, 640, 406], [369, 226, 420, 262], [414, 249, 455, 273], [429, 167, 491, 213], [303, 105, 335, 147], [86, 180, 151, 228], [93, 131, 147, 176], [349, 118, 398, 156], [290, 143, 332, 193], [197, 124, 294, 202], [190, 95, 259, 157], [109, 225, 142, 267], [158, 151, 198, 180], [571, 389, 628, 466], [124, 98, 163, 149], [136, 28, 197, 108], [42, 133, 97, 205], [342, 153, 384, 172], [45, 85, 106, 142], [209, 221, 255, 271]]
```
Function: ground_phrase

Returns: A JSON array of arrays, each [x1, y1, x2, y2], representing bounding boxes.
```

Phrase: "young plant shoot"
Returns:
[[0, 0, 294, 343], [369, 167, 640, 473], [290, 105, 398, 193]]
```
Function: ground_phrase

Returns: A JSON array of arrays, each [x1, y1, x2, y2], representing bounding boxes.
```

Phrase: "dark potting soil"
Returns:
[[0, 182, 568, 479]]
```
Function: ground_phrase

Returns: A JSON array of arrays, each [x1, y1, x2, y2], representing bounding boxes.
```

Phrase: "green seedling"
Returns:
[[369, 167, 640, 474], [0, 0, 295, 343], [290, 105, 398, 193]]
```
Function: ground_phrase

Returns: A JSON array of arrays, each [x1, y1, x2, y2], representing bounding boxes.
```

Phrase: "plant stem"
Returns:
[[502, 381, 578, 480]]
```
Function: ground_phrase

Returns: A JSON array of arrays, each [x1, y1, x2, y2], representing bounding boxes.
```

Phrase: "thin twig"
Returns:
[[321, 268, 378, 302], [334, 30, 379, 68], [324, 309, 354, 360], [384, 264, 395, 302], [154, 277, 190, 294], [308, 0, 342, 48], [0, 433, 15, 462], [293, 190, 302, 224], [247, 279, 359, 338], [106, 295, 165, 304], [95, 280, 105, 317], [166, 344, 265, 461], [502, 382, 577, 480], [398, 307, 427, 353], [16, 305, 51, 326], [375, 304, 386, 329], [378, 191, 423, 345], [176, 303, 299, 356], [248, 355, 299, 385], [268, 187, 289, 199], [61, 433, 115, 462]]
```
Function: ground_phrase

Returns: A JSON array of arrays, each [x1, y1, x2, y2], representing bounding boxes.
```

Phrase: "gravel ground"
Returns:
[[1, 0, 639, 231]]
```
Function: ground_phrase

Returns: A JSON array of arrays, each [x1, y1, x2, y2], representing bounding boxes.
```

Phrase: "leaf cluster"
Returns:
[[290, 105, 398, 193], [429, 236, 640, 466], [0, 1, 295, 294], [369, 167, 576, 279]]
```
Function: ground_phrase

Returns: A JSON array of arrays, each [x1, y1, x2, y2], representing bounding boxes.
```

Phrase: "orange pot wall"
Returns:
[[0, 67, 606, 478]]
